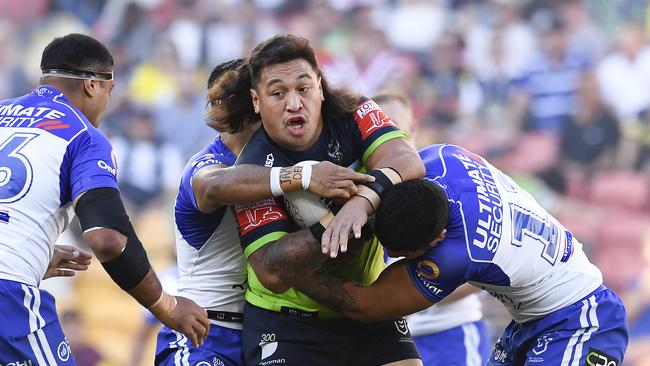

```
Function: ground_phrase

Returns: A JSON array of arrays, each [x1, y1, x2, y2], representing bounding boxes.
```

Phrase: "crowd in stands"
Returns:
[[1, 0, 650, 364]]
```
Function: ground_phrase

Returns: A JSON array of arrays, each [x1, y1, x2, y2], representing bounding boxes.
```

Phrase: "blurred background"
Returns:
[[2, 0, 650, 364]]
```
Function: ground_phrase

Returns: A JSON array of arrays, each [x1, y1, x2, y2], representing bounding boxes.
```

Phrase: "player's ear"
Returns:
[[250, 88, 260, 114], [82, 79, 96, 97]]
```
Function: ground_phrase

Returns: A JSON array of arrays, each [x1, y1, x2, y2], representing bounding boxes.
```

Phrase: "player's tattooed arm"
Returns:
[[248, 228, 329, 293], [295, 260, 435, 322], [293, 272, 360, 313]]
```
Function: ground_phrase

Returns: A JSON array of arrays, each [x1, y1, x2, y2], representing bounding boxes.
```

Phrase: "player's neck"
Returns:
[[222, 122, 261, 156]]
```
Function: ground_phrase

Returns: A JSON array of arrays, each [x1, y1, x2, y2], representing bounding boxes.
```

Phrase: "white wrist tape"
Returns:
[[270, 167, 283, 196], [301, 163, 312, 190]]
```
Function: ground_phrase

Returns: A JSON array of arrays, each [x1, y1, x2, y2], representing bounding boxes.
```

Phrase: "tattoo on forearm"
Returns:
[[261, 229, 326, 285], [295, 273, 359, 313], [279, 166, 303, 192]]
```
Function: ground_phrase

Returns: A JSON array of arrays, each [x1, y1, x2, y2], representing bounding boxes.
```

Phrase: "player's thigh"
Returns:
[[351, 318, 422, 365], [415, 321, 490, 366], [0, 320, 75, 366], [155, 325, 243, 366], [0, 280, 75, 365], [241, 303, 346, 366], [525, 290, 627, 365]]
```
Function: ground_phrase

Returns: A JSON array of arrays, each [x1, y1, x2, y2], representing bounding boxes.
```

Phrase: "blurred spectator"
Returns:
[[557, 71, 621, 193], [465, 0, 537, 83], [110, 106, 184, 212], [324, 27, 401, 95], [128, 35, 181, 106], [0, 20, 29, 100], [511, 16, 590, 134], [154, 69, 214, 158], [421, 30, 482, 128], [60, 310, 105, 366], [596, 23, 650, 120]]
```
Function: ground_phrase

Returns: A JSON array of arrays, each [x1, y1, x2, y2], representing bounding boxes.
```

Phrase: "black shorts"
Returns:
[[242, 303, 421, 366]]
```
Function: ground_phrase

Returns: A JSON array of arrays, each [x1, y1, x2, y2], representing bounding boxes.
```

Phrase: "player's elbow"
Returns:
[[84, 228, 127, 262], [257, 272, 291, 294]]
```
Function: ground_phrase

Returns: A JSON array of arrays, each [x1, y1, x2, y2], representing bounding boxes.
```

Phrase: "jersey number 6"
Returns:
[[0, 133, 38, 203]]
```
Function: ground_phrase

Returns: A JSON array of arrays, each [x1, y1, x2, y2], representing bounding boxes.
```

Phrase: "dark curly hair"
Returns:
[[375, 179, 450, 252]]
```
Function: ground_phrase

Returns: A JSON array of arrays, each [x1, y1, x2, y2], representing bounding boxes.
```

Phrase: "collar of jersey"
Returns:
[[30, 85, 67, 102]]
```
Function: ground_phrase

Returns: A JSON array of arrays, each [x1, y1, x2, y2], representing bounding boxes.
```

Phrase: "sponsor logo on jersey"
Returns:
[[354, 100, 396, 140], [0, 104, 67, 128], [97, 160, 116, 176], [586, 348, 618, 366], [394, 319, 409, 335], [235, 198, 287, 235], [416, 260, 440, 280], [34, 120, 70, 131], [453, 150, 503, 255], [265, 153, 275, 167], [259, 333, 286, 365], [415, 271, 443, 296], [1, 360, 34, 365], [532, 335, 553, 355], [57, 340, 71, 361]]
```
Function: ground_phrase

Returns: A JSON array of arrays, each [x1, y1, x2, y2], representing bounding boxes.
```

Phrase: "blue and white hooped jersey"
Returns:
[[174, 136, 246, 329], [0, 86, 118, 287], [408, 144, 602, 323]]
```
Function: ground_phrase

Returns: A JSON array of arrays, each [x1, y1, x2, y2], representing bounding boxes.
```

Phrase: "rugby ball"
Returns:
[[283, 161, 330, 228]]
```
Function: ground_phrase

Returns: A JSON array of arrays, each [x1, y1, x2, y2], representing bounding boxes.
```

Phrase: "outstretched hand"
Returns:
[[43, 244, 92, 279], [156, 295, 210, 347], [308, 161, 374, 199], [320, 195, 374, 258]]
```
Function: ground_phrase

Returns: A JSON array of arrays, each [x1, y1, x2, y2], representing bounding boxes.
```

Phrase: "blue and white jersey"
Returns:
[[406, 294, 483, 336], [174, 135, 246, 330], [408, 144, 602, 323], [0, 86, 118, 287]]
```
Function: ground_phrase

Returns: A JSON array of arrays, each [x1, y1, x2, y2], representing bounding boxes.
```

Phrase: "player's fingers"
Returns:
[[58, 262, 88, 271], [352, 222, 362, 240], [75, 249, 93, 260], [334, 223, 350, 257], [333, 179, 357, 195], [56, 269, 75, 277], [187, 329, 200, 348], [348, 171, 375, 183], [192, 321, 208, 346], [322, 227, 333, 254], [328, 188, 350, 199]]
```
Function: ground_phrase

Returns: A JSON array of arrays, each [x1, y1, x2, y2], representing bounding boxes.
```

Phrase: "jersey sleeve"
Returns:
[[66, 129, 119, 201], [406, 238, 472, 304], [181, 152, 233, 210], [232, 197, 293, 258], [351, 98, 408, 165]]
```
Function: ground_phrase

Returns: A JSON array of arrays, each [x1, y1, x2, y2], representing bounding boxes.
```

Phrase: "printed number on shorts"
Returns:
[[0, 133, 38, 203], [261, 333, 276, 342]]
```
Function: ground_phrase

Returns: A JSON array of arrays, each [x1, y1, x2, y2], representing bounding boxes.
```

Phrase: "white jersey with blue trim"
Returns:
[[408, 144, 602, 323], [174, 135, 246, 329], [0, 86, 119, 287], [406, 294, 483, 336]]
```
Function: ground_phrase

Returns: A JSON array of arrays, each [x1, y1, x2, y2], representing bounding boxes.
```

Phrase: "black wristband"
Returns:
[[364, 169, 395, 198], [309, 221, 326, 241]]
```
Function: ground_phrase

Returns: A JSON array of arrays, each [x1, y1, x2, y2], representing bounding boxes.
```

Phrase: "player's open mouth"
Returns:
[[286, 116, 306, 135]]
